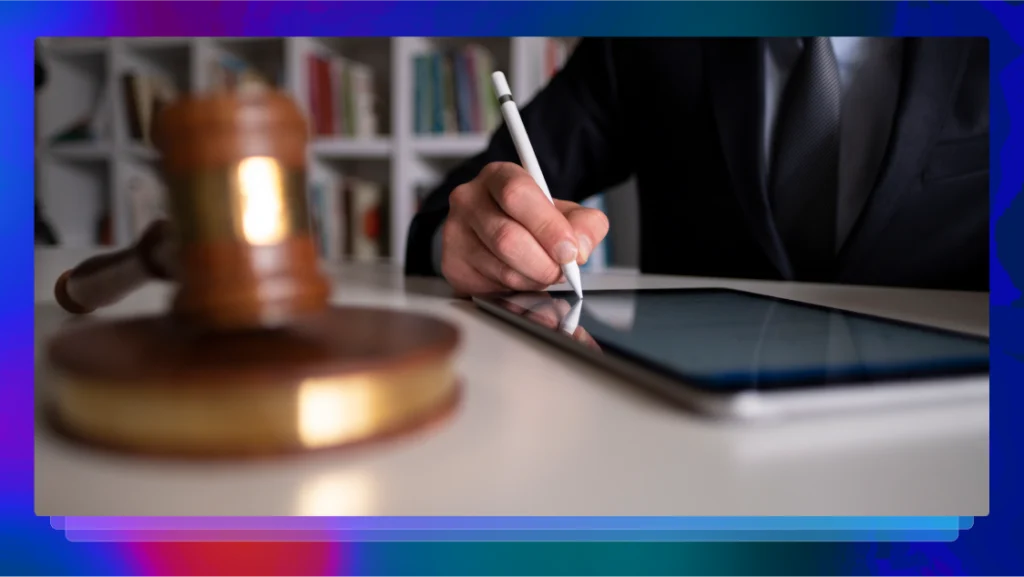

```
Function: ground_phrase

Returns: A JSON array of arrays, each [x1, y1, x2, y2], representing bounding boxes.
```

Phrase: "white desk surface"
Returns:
[[34, 248, 989, 517]]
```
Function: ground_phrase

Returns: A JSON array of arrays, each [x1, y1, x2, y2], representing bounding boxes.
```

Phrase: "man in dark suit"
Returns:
[[406, 38, 989, 294]]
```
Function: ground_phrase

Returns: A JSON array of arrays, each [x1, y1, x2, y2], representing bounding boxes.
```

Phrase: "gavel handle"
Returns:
[[54, 219, 176, 314]]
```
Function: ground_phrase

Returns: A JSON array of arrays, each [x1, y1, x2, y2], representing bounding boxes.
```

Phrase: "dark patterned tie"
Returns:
[[769, 37, 841, 281]]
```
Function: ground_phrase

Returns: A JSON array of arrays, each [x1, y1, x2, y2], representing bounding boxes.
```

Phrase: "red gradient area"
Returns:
[[129, 541, 342, 575]]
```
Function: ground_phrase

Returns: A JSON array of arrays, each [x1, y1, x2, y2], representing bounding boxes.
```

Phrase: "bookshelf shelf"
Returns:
[[411, 134, 489, 158], [124, 143, 161, 161], [35, 36, 617, 267], [311, 137, 393, 159], [45, 141, 113, 161]]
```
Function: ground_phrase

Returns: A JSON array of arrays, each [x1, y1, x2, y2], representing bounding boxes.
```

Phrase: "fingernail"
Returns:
[[553, 241, 578, 265], [576, 234, 593, 263]]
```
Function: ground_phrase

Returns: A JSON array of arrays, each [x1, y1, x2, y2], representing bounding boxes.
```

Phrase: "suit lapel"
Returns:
[[837, 38, 972, 278], [706, 38, 794, 280]]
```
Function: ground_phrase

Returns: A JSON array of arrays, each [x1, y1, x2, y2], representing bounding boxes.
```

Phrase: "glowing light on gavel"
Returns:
[[237, 156, 287, 246]]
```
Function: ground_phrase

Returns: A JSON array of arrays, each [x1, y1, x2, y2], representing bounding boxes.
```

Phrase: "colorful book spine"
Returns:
[[329, 56, 346, 135], [121, 72, 178, 146], [431, 55, 445, 133], [306, 53, 378, 138], [545, 38, 570, 79], [464, 48, 481, 132], [412, 45, 500, 135], [306, 54, 333, 136], [440, 53, 457, 133], [344, 178, 388, 262], [349, 62, 377, 137], [414, 55, 431, 134], [469, 45, 499, 132], [453, 51, 473, 133], [307, 180, 327, 258]]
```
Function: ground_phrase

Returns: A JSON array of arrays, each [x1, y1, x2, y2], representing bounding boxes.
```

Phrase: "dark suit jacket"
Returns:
[[406, 38, 989, 291]]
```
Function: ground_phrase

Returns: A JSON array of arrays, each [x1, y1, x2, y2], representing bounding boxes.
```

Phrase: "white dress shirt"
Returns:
[[432, 38, 905, 273]]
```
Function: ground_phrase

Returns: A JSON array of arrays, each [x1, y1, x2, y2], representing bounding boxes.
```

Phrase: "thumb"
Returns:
[[558, 202, 610, 265]]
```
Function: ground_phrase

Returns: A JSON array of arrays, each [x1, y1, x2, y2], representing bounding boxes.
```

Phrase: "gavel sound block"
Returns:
[[46, 89, 461, 457]]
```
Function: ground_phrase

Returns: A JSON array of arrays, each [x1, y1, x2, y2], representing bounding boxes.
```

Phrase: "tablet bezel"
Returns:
[[472, 288, 989, 418]]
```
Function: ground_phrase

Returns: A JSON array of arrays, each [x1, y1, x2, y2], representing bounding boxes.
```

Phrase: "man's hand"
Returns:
[[441, 162, 609, 295]]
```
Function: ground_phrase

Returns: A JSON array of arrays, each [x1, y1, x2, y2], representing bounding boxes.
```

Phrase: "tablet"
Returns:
[[473, 288, 990, 420]]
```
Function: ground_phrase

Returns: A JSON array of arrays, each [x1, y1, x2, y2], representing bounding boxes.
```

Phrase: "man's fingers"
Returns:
[[440, 221, 508, 295], [480, 162, 580, 266], [558, 201, 611, 265], [447, 162, 604, 291], [461, 224, 550, 292], [444, 219, 551, 292], [465, 193, 563, 286], [442, 256, 505, 296]]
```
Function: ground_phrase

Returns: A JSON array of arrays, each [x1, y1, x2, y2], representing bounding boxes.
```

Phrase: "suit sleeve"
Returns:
[[404, 38, 633, 276]]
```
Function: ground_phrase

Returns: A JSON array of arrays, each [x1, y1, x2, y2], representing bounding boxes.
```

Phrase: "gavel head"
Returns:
[[153, 87, 330, 331]]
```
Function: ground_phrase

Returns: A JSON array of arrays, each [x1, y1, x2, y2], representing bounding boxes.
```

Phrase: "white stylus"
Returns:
[[558, 298, 584, 336], [491, 71, 584, 299]]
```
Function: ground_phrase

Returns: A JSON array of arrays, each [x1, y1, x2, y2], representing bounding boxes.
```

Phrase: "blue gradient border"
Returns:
[[4, 1, 1022, 575], [53, 516, 971, 543]]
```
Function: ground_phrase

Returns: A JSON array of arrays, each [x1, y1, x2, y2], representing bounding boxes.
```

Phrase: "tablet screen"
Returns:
[[481, 289, 989, 390]]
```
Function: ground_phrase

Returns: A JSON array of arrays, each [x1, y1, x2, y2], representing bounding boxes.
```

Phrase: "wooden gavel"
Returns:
[[45, 87, 460, 458], [54, 219, 177, 315], [53, 87, 329, 329]]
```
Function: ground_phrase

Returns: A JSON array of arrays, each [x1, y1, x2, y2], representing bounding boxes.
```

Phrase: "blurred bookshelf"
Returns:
[[35, 36, 636, 270]]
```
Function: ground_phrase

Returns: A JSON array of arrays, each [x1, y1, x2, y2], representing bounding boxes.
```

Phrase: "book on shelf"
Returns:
[[122, 72, 179, 147], [344, 178, 388, 262], [307, 177, 388, 262], [307, 179, 344, 261], [95, 209, 113, 247], [544, 38, 572, 80], [308, 180, 327, 257], [209, 53, 276, 92], [512, 37, 577, 104], [306, 53, 379, 138], [414, 44, 500, 136]]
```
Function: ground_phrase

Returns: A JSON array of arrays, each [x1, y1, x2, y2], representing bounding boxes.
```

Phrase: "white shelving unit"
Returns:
[[35, 36, 556, 265], [36, 36, 642, 269]]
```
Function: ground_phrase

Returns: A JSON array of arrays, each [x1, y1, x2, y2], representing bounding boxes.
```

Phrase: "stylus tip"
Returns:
[[563, 263, 583, 299]]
